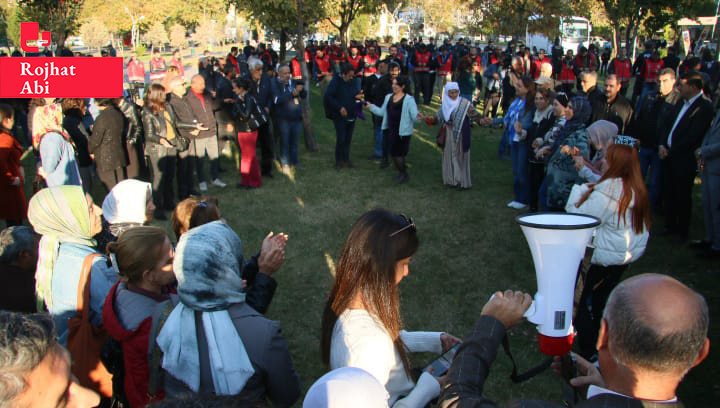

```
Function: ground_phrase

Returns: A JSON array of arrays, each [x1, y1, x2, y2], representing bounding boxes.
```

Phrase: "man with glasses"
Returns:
[[247, 57, 276, 178]]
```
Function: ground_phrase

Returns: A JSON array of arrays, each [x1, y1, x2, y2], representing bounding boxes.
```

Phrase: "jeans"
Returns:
[[510, 141, 530, 205], [498, 126, 511, 157], [638, 147, 662, 210], [277, 119, 301, 166], [538, 177, 549, 211], [193, 136, 220, 182], [372, 114, 384, 158], [333, 119, 355, 163]]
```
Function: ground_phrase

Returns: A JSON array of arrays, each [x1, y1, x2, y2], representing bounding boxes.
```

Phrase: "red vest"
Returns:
[[559, 61, 576, 84], [642, 59, 664, 83], [490, 54, 498, 65], [437, 54, 453, 74], [347, 55, 363, 75], [291, 58, 302, 80], [611, 58, 632, 83], [149, 57, 166, 81], [363, 54, 378, 76], [532, 56, 550, 80], [227, 55, 239, 75], [315, 54, 331, 74], [330, 46, 345, 62], [127, 60, 145, 83], [414, 51, 431, 72]]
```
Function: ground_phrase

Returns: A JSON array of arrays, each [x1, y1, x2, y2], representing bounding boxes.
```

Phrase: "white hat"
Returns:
[[303, 367, 389, 408]]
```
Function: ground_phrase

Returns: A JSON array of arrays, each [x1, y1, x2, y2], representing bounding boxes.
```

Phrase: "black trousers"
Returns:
[[257, 122, 275, 175], [528, 161, 545, 212], [413, 72, 432, 105], [662, 157, 697, 237], [147, 147, 176, 211], [177, 148, 195, 200], [574, 263, 628, 359]]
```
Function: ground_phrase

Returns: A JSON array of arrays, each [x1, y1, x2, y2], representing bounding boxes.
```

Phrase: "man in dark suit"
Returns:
[[659, 72, 714, 239], [439, 274, 710, 407], [590, 74, 633, 133], [693, 110, 720, 258], [246, 57, 276, 177]]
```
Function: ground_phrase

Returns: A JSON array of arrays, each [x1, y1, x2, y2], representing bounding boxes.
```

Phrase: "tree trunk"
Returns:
[[295, 0, 318, 152], [339, 24, 349, 51], [279, 29, 287, 62]]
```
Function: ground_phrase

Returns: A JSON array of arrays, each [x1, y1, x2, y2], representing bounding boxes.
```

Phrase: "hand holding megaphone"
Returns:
[[483, 290, 533, 330]]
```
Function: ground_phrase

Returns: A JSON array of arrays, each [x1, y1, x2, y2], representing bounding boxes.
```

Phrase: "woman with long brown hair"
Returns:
[[141, 83, 197, 220], [565, 142, 650, 360], [321, 209, 460, 407]]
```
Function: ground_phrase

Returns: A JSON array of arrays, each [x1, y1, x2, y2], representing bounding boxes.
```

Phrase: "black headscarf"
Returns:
[[550, 96, 591, 154]]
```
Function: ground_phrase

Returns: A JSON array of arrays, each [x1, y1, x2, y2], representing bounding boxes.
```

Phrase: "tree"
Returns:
[[0, 1, 22, 49], [325, 0, 394, 48], [192, 17, 223, 48], [471, 0, 571, 39], [412, 0, 470, 36], [171, 0, 227, 28], [169, 23, 187, 50], [18, 0, 84, 49], [145, 21, 168, 52], [79, 18, 109, 52]]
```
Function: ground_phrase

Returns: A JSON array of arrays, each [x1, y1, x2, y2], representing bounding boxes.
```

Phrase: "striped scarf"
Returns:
[[27, 186, 96, 310]]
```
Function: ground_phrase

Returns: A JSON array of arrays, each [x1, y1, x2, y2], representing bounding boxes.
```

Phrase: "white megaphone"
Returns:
[[516, 213, 600, 356]]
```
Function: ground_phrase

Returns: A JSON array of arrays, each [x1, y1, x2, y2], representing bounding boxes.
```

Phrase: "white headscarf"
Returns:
[[441, 82, 461, 121], [303, 367, 389, 408], [101, 179, 152, 225]]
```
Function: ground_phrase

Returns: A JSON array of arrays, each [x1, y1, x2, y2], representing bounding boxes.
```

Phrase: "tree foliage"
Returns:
[[79, 18, 109, 50], [145, 21, 168, 50], [192, 18, 224, 47], [470, 0, 574, 39], [0, 1, 22, 48], [18, 0, 84, 48], [325, 0, 393, 46], [169, 23, 187, 49], [412, 0, 472, 36]]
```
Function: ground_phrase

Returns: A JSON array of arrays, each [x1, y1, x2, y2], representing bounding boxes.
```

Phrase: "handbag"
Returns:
[[171, 134, 190, 152], [436, 125, 447, 148], [67, 253, 113, 398]]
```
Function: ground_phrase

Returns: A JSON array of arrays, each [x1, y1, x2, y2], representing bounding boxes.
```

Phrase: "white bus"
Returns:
[[526, 16, 591, 53]]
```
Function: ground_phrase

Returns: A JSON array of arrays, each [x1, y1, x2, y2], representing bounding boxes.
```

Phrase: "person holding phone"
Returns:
[[273, 64, 307, 175], [321, 209, 461, 408]]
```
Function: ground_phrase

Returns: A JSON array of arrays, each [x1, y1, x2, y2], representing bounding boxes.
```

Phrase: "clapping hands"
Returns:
[[258, 232, 289, 276]]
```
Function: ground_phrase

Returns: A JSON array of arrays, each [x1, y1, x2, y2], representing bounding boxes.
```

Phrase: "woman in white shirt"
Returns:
[[320, 209, 460, 408], [565, 142, 650, 360]]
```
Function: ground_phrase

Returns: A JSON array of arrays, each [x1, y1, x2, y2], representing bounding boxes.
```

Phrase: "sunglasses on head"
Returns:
[[389, 214, 416, 237]]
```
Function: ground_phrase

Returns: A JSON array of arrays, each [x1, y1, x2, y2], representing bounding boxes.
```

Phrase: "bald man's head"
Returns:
[[190, 75, 205, 93], [603, 274, 708, 374]]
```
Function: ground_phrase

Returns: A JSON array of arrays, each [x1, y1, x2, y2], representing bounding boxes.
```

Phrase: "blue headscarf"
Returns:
[[157, 221, 254, 395]]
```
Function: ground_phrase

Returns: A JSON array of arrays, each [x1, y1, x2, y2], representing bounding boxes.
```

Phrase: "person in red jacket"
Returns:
[[608, 47, 632, 96], [0, 104, 26, 226], [346, 46, 364, 89], [558, 50, 576, 94], [149, 49, 167, 82], [226, 47, 240, 76], [636, 50, 665, 111], [126, 56, 145, 84], [530, 49, 551, 80], [170, 49, 185, 78], [103, 226, 176, 408], [315, 48, 332, 90], [573, 46, 596, 91]]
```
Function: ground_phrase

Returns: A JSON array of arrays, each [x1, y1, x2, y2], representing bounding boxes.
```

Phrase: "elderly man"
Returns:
[[579, 71, 604, 116], [247, 57, 276, 177], [0, 311, 100, 407], [184, 74, 227, 192], [439, 273, 709, 407], [590, 74, 633, 133], [0, 226, 38, 312], [273, 64, 307, 173]]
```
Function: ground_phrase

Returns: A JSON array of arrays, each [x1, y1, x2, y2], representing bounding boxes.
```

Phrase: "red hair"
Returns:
[[575, 144, 651, 234]]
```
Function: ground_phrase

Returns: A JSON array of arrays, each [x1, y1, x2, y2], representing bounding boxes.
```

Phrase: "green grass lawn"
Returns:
[[22, 84, 719, 405]]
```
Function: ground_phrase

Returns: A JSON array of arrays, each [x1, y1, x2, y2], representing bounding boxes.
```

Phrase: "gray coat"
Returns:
[[702, 111, 720, 175]]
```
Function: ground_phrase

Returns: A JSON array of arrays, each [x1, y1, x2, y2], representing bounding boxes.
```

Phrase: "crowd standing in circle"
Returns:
[[0, 35, 718, 408]]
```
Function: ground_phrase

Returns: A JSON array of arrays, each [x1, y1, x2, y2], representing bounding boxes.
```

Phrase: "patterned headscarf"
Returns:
[[27, 186, 96, 309], [32, 103, 72, 149], [157, 221, 254, 395]]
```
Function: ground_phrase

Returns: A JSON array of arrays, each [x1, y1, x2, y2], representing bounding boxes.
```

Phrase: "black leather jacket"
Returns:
[[232, 93, 263, 133], [140, 104, 196, 155], [117, 98, 143, 145]]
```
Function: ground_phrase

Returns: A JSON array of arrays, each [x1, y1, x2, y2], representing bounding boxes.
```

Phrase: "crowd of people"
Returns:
[[0, 34, 717, 408]]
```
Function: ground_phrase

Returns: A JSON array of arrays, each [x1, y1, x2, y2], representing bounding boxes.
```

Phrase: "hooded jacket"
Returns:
[[565, 178, 649, 266]]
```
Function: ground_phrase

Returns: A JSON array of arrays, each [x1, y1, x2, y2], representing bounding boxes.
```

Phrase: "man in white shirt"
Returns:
[[658, 72, 714, 239], [439, 274, 710, 407]]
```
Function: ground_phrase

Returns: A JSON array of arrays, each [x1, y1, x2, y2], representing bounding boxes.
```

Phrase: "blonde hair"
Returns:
[[106, 226, 167, 284]]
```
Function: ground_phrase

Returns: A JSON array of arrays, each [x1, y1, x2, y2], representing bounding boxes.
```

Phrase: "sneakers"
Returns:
[[506, 201, 527, 210], [198, 181, 208, 192], [212, 178, 227, 188]]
